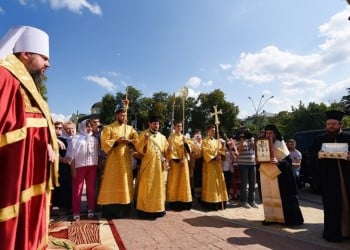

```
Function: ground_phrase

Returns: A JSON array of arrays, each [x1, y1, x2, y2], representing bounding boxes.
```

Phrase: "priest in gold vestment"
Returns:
[[134, 116, 169, 218], [166, 121, 192, 211], [201, 125, 228, 210], [260, 124, 304, 226], [97, 101, 139, 218]]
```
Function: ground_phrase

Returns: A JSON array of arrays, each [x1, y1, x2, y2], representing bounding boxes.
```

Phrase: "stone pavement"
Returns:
[[111, 187, 350, 249], [50, 186, 350, 249]]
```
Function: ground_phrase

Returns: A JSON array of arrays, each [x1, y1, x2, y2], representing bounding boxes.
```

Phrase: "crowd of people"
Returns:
[[51, 107, 308, 223], [1, 25, 350, 249], [50, 105, 308, 223]]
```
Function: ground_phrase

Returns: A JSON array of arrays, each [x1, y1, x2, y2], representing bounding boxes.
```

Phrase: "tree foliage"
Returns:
[[97, 86, 349, 139], [341, 87, 350, 115], [98, 87, 240, 136], [99, 93, 117, 125]]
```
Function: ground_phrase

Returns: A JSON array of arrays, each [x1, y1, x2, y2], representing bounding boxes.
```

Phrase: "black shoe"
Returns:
[[323, 235, 343, 242], [262, 220, 275, 226]]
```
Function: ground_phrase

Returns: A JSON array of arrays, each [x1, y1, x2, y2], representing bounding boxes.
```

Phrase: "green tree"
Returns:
[[137, 97, 154, 130], [99, 94, 117, 125], [115, 86, 142, 128], [188, 97, 206, 134], [196, 89, 239, 137], [269, 111, 294, 139], [341, 87, 350, 115]]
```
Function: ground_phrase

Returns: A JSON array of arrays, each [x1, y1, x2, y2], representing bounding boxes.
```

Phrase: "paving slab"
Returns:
[[112, 187, 350, 249]]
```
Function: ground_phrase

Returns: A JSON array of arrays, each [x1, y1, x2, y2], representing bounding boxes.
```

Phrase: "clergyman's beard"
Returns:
[[27, 57, 46, 88], [31, 72, 46, 87]]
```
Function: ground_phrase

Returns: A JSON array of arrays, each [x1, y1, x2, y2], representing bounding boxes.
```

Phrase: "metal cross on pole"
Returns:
[[179, 86, 188, 133], [210, 105, 222, 139], [209, 105, 225, 210], [210, 105, 222, 125]]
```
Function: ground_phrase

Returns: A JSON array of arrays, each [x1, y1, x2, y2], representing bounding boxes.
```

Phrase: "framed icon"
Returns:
[[256, 139, 272, 162]]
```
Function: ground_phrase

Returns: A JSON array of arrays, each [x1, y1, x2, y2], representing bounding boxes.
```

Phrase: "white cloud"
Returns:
[[219, 64, 233, 71], [187, 88, 200, 99], [233, 45, 324, 83], [106, 71, 120, 77], [202, 80, 213, 86], [232, 8, 350, 86], [185, 76, 201, 88], [83, 75, 116, 92], [176, 87, 200, 100], [185, 76, 213, 89], [26, 0, 103, 15], [318, 8, 350, 66], [230, 7, 350, 115]]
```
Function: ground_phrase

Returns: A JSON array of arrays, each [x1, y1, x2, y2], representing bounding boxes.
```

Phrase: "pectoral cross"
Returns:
[[210, 105, 222, 126]]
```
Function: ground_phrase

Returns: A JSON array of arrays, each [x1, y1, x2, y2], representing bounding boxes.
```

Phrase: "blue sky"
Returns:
[[1, 1, 349, 122]]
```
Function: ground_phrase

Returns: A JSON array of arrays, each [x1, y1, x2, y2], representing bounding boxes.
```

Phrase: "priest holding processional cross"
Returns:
[[166, 90, 193, 211], [97, 87, 139, 219], [200, 105, 229, 210]]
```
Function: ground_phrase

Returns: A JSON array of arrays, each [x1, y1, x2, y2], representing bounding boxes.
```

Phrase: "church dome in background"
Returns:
[[91, 102, 102, 114]]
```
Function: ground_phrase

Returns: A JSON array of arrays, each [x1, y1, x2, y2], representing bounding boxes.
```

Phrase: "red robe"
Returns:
[[0, 54, 58, 249]]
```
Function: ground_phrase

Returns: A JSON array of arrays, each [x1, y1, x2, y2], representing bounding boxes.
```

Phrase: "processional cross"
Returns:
[[210, 105, 222, 130], [123, 86, 129, 136], [210, 105, 225, 210], [210, 105, 223, 147]]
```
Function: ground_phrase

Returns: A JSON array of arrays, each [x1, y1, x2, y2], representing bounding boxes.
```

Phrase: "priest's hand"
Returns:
[[118, 136, 130, 144], [57, 139, 66, 150], [144, 133, 150, 141], [47, 144, 56, 163], [271, 157, 278, 164]]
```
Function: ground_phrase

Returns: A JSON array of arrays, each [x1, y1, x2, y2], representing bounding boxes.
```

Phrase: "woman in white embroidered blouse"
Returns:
[[66, 119, 99, 220]]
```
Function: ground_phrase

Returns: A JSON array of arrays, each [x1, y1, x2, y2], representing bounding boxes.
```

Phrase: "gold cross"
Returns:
[[210, 105, 222, 126]]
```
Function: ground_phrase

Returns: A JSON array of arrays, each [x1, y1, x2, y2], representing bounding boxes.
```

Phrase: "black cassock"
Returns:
[[277, 157, 304, 226], [52, 136, 72, 210], [311, 131, 350, 242]]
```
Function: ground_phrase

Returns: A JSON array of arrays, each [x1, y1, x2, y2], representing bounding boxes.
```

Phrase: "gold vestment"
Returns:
[[97, 122, 138, 205], [134, 129, 169, 213], [201, 137, 228, 203], [166, 133, 192, 202]]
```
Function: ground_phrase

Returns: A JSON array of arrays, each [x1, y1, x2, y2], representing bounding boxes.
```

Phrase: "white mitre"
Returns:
[[274, 139, 290, 161], [0, 26, 49, 59]]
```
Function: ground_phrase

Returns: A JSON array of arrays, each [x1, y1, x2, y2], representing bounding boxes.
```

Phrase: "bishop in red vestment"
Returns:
[[0, 26, 58, 250]]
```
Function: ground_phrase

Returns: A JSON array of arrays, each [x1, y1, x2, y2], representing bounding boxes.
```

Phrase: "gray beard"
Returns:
[[31, 72, 44, 85], [31, 72, 46, 92]]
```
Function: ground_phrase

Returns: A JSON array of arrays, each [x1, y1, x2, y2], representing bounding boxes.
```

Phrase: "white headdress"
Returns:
[[0, 26, 49, 59], [274, 140, 290, 161]]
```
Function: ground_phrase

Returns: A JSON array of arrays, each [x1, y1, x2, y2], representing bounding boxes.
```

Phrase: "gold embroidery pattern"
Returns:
[[0, 182, 46, 222], [20, 87, 42, 113], [0, 128, 26, 148], [27, 117, 48, 128], [0, 118, 48, 148], [0, 54, 59, 188]]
